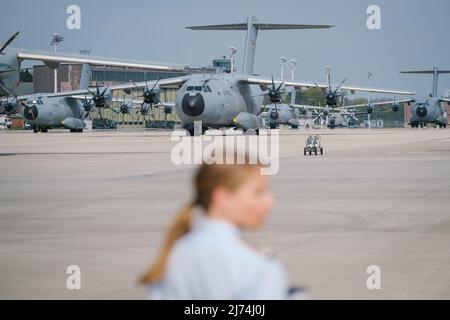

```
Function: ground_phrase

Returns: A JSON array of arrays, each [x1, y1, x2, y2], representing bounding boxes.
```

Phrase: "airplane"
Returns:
[[0, 31, 184, 97], [335, 67, 450, 128], [261, 86, 315, 129], [291, 67, 414, 127], [400, 67, 450, 128], [326, 110, 361, 128], [1, 15, 415, 135], [6, 63, 99, 132]]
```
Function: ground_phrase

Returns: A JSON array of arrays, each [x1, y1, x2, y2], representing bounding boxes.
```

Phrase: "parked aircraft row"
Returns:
[[3, 14, 446, 134]]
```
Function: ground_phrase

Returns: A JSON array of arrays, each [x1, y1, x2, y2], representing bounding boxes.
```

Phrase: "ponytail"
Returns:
[[139, 203, 194, 284]]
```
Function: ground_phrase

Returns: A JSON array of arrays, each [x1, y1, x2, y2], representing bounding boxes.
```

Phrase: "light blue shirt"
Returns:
[[149, 215, 289, 300]]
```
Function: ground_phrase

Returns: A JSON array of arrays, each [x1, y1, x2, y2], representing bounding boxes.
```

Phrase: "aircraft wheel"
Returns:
[[291, 125, 298, 129], [314, 148, 317, 156], [33, 126, 39, 133], [304, 148, 306, 156], [309, 150, 312, 156], [255, 129, 260, 136], [320, 147, 323, 155], [187, 127, 195, 136], [40, 127, 48, 133]]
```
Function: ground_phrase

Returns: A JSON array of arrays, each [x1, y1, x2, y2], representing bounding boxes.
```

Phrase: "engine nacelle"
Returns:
[[62, 117, 86, 130], [232, 112, 263, 131]]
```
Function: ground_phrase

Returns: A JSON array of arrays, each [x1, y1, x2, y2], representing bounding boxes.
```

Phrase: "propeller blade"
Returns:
[[276, 81, 285, 92], [333, 77, 348, 95], [101, 86, 109, 96], [0, 31, 20, 54], [151, 78, 161, 91]]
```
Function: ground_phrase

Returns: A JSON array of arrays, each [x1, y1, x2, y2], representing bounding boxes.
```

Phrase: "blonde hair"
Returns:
[[140, 159, 261, 284]]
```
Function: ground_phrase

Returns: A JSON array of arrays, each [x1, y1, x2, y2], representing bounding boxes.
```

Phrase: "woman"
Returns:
[[140, 158, 290, 299]]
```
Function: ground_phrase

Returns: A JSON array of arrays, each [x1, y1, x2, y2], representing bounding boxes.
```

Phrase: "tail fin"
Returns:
[[290, 87, 297, 104], [79, 63, 91, 90], [186, 15, 333, 75], [400, 66, 450, 97]]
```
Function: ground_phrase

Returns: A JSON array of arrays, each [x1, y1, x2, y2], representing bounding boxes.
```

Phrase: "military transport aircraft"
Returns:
[[1, 15, 415, 134], [400, 67, 450, 128]]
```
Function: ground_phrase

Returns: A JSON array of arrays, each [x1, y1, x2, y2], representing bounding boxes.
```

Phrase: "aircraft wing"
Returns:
[[1, 76, 188, 106], [337, 99, 415, 110], [16, 49, 185, 72], [112, 97, 176, 108], [241, 77, 415, 95], [288, 104, 326, 111]]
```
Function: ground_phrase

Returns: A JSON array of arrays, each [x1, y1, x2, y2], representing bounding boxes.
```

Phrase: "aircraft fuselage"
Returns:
[[21, 95, 84, 129], [175, 74, 263, 129], [409, 97, 447, 127]]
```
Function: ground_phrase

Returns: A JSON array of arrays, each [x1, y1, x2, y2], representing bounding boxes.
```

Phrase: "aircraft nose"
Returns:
[[416, 106, 427, 118], [23, 105, 39, 120], [181, 93, 205, 117]]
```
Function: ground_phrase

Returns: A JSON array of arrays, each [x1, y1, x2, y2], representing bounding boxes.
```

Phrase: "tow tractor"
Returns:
[[304, 134, 323, 156]]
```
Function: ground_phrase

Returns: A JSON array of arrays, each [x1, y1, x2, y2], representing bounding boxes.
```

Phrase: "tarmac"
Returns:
[[0, 127, 449, 299]]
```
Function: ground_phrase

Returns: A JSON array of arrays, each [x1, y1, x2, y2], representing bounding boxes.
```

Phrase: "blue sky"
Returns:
[[2, 0, 450, 97]]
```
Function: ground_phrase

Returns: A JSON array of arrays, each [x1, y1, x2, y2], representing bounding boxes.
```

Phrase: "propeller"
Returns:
[[87, 85, 110, 109], [345, 110, 359, 124], [1, 96, 18, 115], [314, 67, 348, 108], [267, 76, 285, 103], [392, 97, 400, 112]]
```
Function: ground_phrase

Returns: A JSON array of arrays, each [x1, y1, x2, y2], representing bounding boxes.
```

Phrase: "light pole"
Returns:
[[289, 59, 297, 81], [50, 33, 64, 93], [229, 47, 237, 74], [367, 71, 374, 128], [280, 57, 287, 79]]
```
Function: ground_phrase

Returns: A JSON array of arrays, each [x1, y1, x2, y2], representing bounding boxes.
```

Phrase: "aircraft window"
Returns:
[[186, 86, 194, 91], [194, 86, 203, 91]]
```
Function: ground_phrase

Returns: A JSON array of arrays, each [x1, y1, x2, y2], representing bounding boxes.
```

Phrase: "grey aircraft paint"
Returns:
[[401, 67, 450, 128]]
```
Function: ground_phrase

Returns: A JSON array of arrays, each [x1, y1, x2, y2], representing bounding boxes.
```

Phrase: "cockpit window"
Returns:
[[194, 86, 202, 91], [186, 86, 194, 91]]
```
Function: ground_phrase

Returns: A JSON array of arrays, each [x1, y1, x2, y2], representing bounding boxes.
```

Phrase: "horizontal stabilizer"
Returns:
[[186, 23, 334, 30], [400, 70, 450, 74]]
